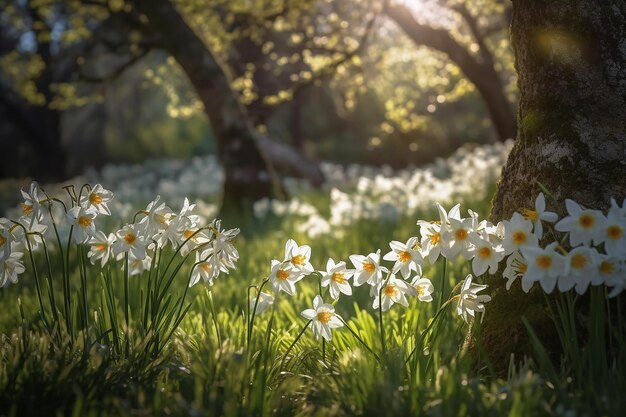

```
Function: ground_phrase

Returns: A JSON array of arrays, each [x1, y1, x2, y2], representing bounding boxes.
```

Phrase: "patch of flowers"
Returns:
[[250, 191, 625, 360], [1, 181, 238, 353], [254, 140, 513, 237]]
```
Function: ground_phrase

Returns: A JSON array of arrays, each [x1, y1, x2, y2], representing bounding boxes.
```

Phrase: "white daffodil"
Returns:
[[320, 258, 354, 300], [520, 242, 567, 294], [383, 237, 424, 279], [179, 227, 211, 257], [597, 254, 623, 288], [139, 195, 174, 239], [0, 219, 13, 263], [87, 231, 116, 267], [417, 220, 443, 264], [113, 224, 148, 260], [502, 212, 538, 255], [189, 251, 221, 286], [456, 274, 491, 323], [211, 220, 240, 271], [411, 276, 434, 302], [372, 274, 416, 312], [66, 206, 97, 244], [469, 230, 504, 276], [350, 250, 388, 287], [128, 254, 152, 276], [521, 192, 558, 239], [0, 250, 25, 288], [441, 217, 475, 260], [503, 251, 529, 291], [10, 217, 47, 252], [268, 260, 301, 295], [563, 246, 599, 294], [249, 291, 275, 315], [80, 184, 114, 216], [20, 182, 46, 224], [301, 295, 343, 341], [599, 205, 626, 257], [283, 239, 314, 275], [554, 199, 606, 247]]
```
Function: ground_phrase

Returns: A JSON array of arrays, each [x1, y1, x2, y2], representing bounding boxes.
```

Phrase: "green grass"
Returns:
[[1, 192, 625, 416]]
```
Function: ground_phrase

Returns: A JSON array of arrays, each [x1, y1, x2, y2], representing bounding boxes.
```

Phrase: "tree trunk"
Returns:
[[479, 0, 626, 373], [130, 0, 323, 216], [385, 3, 517, 142]]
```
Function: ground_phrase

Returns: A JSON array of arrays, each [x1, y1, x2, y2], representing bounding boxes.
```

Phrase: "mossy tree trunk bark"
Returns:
[[480, 0, 626, 373]]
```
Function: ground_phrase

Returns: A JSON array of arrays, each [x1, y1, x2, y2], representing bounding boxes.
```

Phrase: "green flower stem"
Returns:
[[338, 316, 380, 364], [280, 319, 312, 372], [248, 278, 270, 349], [405, 297, 456, 365], [437, 258, 447, 311]]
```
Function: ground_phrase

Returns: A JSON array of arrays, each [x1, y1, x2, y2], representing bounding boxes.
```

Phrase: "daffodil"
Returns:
[[441, 217, 475, 260], [20, 182, 45, 224], [139, 195, 173, 238], [320, 258, 354, 300], [80, 184, 114, 216], [249, 291, 275, 314], [503, 250, 529, 291], [113, 224, 148, 260], [0, 250, 25, 288], [283, 239, 314, 275], [554, 199, 605, 247], [469, 231, 504, 276], [66, 206, 97, 244], [189, 250, 220, 286], [372, 274, 416, 312], [502, 212, 537, 255], [456, 274, 491, 323], [87, 231, 116, 267], [521, 192, 558, 239], [301, 295, 343, 341], [0, 219, 13, 263], [350, 250, 388, 287], [599, 205, 626, 257], [563, 246, 599, 294], [417, 220, 443, 264], [520, 242, 567, 293], [268, 260, 301, 295], [128, 254, 152, 276], [383, 237, 424, 279], [411, 276, 434, 302]]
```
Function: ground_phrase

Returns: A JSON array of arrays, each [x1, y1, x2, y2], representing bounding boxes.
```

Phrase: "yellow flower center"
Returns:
[[22, 203, 33, 216], [535, 255, 552, 269], [571, 253, 588, 269], [363, 261, 375, 273], [201, 263, 212, 273], [78, 215, 92, 228], [277, 269, 290, 280], [512, 231, 527, 245], [94, 243, 107, 251], [317, 311, 333, 323], [331, 272, 345, 284], [292, 254, 306, 266], [522, 208, 538, 221], [0, 235, 6, 247], [579, 214, 594, 229], [600, 260, 615, 275], [398, 251, 412, 263], [478, 247, 492, 259], [430, 233, 441, 245], [416, 286, 424, 296], [518, 262, 528, 274], [89, 193, 103, 205], [155, 213, 167, 225], [607, 225, 623, 240], [183, 229, 195, 240], [455, 229, 468, 241], [124, 233, 136, 245], [384, 285, 397, 297]]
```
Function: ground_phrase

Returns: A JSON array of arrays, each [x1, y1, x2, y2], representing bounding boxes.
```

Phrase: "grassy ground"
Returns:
[[0, 191, 624, 417]]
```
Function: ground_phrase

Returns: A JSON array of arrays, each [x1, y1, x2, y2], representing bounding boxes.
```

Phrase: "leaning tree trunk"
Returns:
[[385, 3, 517, 142], [131, 0, 324, 217], [478, 0, 626, 373]]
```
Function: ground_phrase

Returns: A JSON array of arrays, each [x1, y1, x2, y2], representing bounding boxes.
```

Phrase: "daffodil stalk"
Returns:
[[248, 278, 270, 349], [378, 271, 393, 355], [338, 316, 380, 364], [279, 319, 312, 372]]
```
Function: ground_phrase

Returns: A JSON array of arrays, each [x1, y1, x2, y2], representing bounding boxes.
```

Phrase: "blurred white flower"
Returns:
[[0, 250, 25, 288], [555, 199, 605, 247], [87, 231, 116, 267], [249, 291, 274, 314], [456, 274, 491, 323]]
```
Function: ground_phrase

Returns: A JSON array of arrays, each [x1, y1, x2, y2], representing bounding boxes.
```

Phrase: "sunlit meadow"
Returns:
[[1, 142, 625, 417]]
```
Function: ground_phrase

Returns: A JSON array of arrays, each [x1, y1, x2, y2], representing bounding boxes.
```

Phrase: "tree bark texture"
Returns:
[[480, 0, 626, 373], [385, 3, 517, 142], [130, 0, 324, 215]]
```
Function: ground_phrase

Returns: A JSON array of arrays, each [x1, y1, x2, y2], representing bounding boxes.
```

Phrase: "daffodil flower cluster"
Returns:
[[0, 181, 239, 289]]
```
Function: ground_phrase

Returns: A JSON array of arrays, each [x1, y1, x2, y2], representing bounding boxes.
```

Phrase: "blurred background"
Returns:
[[0, 0, 516, 213]]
